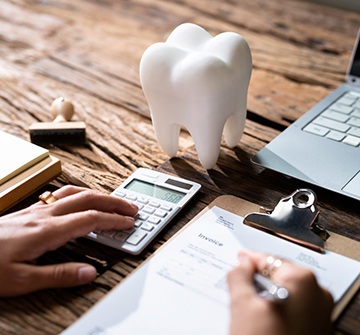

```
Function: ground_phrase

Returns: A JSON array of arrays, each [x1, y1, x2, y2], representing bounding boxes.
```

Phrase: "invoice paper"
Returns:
[[61, 206, 360, 335]]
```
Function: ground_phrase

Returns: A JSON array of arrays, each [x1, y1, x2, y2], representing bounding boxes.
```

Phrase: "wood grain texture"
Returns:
[[0, 0, 359, 334]]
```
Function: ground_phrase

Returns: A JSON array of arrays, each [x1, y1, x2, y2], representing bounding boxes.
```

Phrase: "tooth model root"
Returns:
[[188, 121, 225, 170], [224, 97, 248, 147], [152, 121, 181, 157], [140, 23, 252, 169]]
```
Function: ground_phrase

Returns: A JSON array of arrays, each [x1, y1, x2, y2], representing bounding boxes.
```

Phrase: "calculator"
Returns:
[[86, 168, 201, 255]]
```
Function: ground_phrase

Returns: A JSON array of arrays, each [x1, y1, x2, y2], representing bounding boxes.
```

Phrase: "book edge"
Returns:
[[0, 130, 50, 184], [0, 155, 62, 213]]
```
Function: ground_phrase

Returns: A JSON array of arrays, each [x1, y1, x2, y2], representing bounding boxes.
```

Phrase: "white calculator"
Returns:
[[86, 168, 201, 255]]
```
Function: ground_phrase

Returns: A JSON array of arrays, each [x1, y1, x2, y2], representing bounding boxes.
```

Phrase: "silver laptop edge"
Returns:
[[252, 28, 360, 201]]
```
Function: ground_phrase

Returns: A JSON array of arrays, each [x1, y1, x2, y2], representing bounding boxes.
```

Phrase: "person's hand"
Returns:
[[0, 185, 138, 296], [227, 250, 334, 335]]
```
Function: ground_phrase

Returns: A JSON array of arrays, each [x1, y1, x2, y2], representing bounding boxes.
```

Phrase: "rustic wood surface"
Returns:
[[0, 0, 359, 334]]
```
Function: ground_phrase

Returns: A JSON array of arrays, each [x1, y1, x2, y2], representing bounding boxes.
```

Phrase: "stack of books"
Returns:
[[0, 130, 62, 213]]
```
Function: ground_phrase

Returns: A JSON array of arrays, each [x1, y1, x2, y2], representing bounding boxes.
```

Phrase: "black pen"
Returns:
[[254, 273, 289, 302]]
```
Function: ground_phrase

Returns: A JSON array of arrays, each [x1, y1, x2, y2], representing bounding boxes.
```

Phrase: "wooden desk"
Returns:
[[0, 0, 359, 334]]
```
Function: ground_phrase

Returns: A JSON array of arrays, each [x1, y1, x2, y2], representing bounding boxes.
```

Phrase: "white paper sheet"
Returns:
[[61, 206, 360, 335]]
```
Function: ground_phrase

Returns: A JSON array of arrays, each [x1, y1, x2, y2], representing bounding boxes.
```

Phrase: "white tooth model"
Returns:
[[140, 23, 252, 169]]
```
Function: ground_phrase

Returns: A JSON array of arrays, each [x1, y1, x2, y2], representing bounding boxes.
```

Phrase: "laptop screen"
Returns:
[[349, 29, 360, 77]]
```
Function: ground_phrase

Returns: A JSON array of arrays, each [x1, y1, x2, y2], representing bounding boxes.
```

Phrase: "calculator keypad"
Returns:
[[92, 190, 174, 251]]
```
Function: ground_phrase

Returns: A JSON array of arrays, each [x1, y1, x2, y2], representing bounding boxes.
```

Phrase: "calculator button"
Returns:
[[148, 216, 161, 225], [154, 209, 167, 218], [160, 204, 172, 211], [137, 213, 149, 221], [126, 194, 138, 201], [137, 196, 149, 204], [134, 202, 144, 210], [123, 227, 135, 234], [148, 201, 160, 208], [101, 230, 115, 238], [114, 190, 126, 198], [126, 230, 148, 245], [134, 219, 143, 228], [114, 231, 129, 241], [141, 222, 155, 231], [143, 206, 156, 214]]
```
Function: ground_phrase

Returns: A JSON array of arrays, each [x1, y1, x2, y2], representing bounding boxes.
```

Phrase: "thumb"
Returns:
[[8, 262, 97, 296], [227, 252, 257, 303]]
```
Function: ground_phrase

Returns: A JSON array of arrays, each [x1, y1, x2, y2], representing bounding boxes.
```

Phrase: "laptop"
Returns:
[[252, 28, 360, 201]]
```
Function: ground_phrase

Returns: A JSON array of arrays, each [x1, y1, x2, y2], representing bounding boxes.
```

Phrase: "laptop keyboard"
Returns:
[[303, 91, 360, 147]]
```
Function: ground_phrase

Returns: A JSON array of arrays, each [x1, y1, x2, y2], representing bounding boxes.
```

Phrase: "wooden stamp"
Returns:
[[29, 97, 86, 145]]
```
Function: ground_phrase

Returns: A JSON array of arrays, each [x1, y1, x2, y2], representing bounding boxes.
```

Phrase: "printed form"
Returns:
[[61, 206, 360, 335]]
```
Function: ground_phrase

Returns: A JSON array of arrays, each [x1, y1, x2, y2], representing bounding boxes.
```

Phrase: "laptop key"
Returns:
[[330, 104, 353, 114], [342, 135, 360, 147], [313, 116, 350, 132], [348, 127, 360, 137], [322, 110, 349, 122], [336, 97, 356, 106], [347, 91, 360, 97], [303, 123, 329, 136], [354, 101, 360, 109], [326, 131, 345, 141], [347, 117, 360, 128], [352, 109, 360, 118]]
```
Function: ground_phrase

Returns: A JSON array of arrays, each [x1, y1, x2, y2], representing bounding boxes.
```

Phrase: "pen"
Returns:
[[254, 273, 289, 302]]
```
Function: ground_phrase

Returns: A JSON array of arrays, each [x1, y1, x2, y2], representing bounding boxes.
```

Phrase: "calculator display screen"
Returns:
[[125, 179, 186, 204]]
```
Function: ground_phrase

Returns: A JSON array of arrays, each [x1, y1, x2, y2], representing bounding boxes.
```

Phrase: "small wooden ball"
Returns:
[[51, 97, 75, 122]]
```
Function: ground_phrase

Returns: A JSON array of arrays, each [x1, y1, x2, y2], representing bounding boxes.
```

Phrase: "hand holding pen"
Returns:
[[227, 250, 334, 335]]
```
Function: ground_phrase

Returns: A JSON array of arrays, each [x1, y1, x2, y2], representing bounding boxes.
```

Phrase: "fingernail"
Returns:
[[78, 266, 97, 283], [125, 216, 135, 225], [131, 202, 139, 210]]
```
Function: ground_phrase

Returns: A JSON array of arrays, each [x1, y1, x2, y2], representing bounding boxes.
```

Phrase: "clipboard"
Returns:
[[206, 193, 360, 260], [61, 191, 360, 335], [202, 193, 360, 320]]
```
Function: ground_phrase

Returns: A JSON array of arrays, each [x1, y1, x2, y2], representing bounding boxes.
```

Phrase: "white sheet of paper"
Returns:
[[61, 206, 360, 335]]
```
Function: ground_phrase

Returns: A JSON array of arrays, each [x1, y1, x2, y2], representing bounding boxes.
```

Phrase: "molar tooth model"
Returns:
[[140, 23, 252, 169]]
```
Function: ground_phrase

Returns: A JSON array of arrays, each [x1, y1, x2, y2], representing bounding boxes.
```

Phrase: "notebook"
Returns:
[[0, 130, 62, 213], [0, 130, 49, 184], [252, 29, 360, 201]]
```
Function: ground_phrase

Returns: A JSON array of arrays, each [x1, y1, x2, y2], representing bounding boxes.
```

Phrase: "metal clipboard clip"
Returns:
[[243, 189, 330, 253]]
